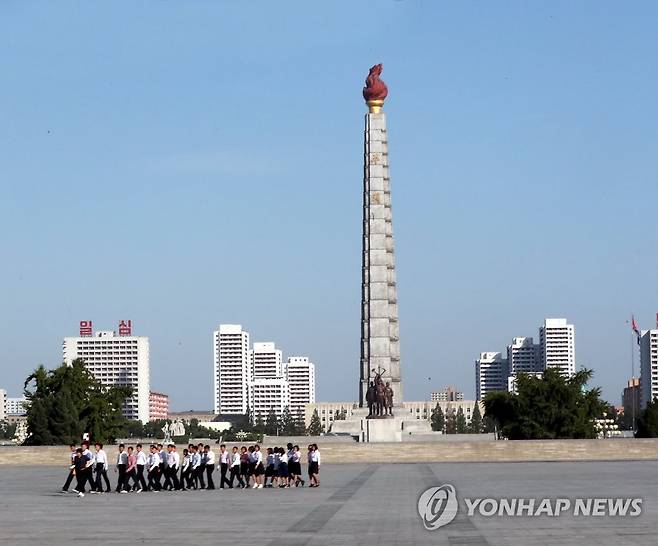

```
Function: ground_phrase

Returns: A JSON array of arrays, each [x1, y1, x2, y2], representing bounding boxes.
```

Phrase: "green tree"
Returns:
[[445, 408, 457, 434], [265, 408, 280, 436], [469, 404, 483, 433], [0, 421, 17, 440], [307, 409, 324, 436], [280, 406, 303, 435], [482, 415, 496, 434], [23, 359, 132, 445], [430, 404, 445, 432], [636, 399, 658, 437], [483, 368, 607, 440], [253, 411, 265, 436], [456, 406, 468, 433]]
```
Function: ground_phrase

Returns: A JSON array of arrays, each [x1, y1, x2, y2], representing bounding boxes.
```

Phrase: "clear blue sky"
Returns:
[[1, 2, 657, 410]]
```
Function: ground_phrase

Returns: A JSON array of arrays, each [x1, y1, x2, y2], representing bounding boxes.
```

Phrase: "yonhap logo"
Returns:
[[417, 484, 459, 530]]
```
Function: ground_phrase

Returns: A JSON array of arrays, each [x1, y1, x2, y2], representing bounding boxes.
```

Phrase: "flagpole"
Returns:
[[630, 324, 636, 434]]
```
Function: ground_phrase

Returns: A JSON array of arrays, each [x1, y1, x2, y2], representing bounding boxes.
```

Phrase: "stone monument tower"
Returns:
[[359, 64, 403, 409]]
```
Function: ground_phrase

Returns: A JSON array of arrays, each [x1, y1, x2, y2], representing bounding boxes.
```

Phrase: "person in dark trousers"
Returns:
[[135, 443, 148, 492], [217, 444, 232, 489], [229, 446, 245, 488], [204, 445, 215, 490], [72, 448, 88, 498], [115, 443, 128, 492], [157, 443, 166, 487], [180, 448, 192, 490], [165, 444, 181, 491], [80, 441, 96, 492], [240, 446, 250, 487], [122, 446, 137, 492], [61, 444, 77, 493], [190, 445, 204, 489], [93, 443, 111, 493], [147, 445, 161, 491]]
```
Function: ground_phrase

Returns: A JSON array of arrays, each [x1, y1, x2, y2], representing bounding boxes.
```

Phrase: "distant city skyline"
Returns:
[[1, 3, 657, 410]]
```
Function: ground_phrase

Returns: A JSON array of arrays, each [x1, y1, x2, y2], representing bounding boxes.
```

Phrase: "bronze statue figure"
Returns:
[[368, 368, 393, 417]]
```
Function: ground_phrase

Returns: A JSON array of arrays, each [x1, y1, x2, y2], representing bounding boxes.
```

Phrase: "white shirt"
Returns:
[[279, 452, 288, 464], [291, 451, 301, 463], [136, 450, 148, 465], [117, 451, 128, 466], [82, 448, 93, 467], [206, 450, 216, 465], [159, 450, 166, 464], [95, 449, 108, 466], [191, 452, 201, 469], [253, 450, 263, 465], [230, 452, 240, 467], [310, 450, 320, 463], [167, 451, 180, 468], [148, 453, 160, 471], [219, 450, 230, 465]]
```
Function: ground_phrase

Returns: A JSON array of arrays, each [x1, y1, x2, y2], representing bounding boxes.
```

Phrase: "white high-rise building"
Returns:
[[539, 318, 576, 377], [213, 324, 251, 415], [475, 352, 509, 401], [285, 356, 316, 419], [0, 389, 6, 421], [249, 377, 290, 421], [63, 328, 150, 423], [640, 329, 658, 409], [250, 342, 283, 378], [507, 337, 542, 374]]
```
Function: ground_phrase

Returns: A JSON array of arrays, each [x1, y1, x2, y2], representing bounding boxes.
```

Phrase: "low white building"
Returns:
[[0, 389, 6, 421], [63, 323, 150, 423], [6, 397, 27, 416], [304, 402, 355, 430], [430, 386, 463, 402]]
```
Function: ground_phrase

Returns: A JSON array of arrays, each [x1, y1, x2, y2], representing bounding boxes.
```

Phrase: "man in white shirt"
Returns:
[[166, 444, 181, 490], [115, 444, 128, 493], [204, 445, 216, 490], [135, 443, 148, 492], [93, 442, 111, 493], [190, 446, 202, 489], [147, 445, 161, 491], [80, 441, 96, 493], [218, 444, 232, 489], [229, 446, 245, 489]]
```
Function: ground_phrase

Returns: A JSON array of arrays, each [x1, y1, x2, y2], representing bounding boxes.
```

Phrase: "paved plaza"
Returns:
[[0, 461, 657, 545]]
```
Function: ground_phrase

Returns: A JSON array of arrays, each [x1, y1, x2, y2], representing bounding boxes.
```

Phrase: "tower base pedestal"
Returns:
[[329, 408, 433, 442]]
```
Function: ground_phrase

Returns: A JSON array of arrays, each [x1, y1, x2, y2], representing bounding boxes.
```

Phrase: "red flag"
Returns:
[[632, 315, 641, 345]]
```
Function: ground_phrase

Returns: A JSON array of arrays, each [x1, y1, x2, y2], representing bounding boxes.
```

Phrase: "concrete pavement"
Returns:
[[0, 461, 656, 545]]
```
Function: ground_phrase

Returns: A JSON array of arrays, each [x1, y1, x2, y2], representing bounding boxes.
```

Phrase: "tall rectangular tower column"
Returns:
[[359, 71, 402, 407]]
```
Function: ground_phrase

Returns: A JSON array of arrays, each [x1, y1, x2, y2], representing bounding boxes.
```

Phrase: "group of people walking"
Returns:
[[62, 441, 321, 497]]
